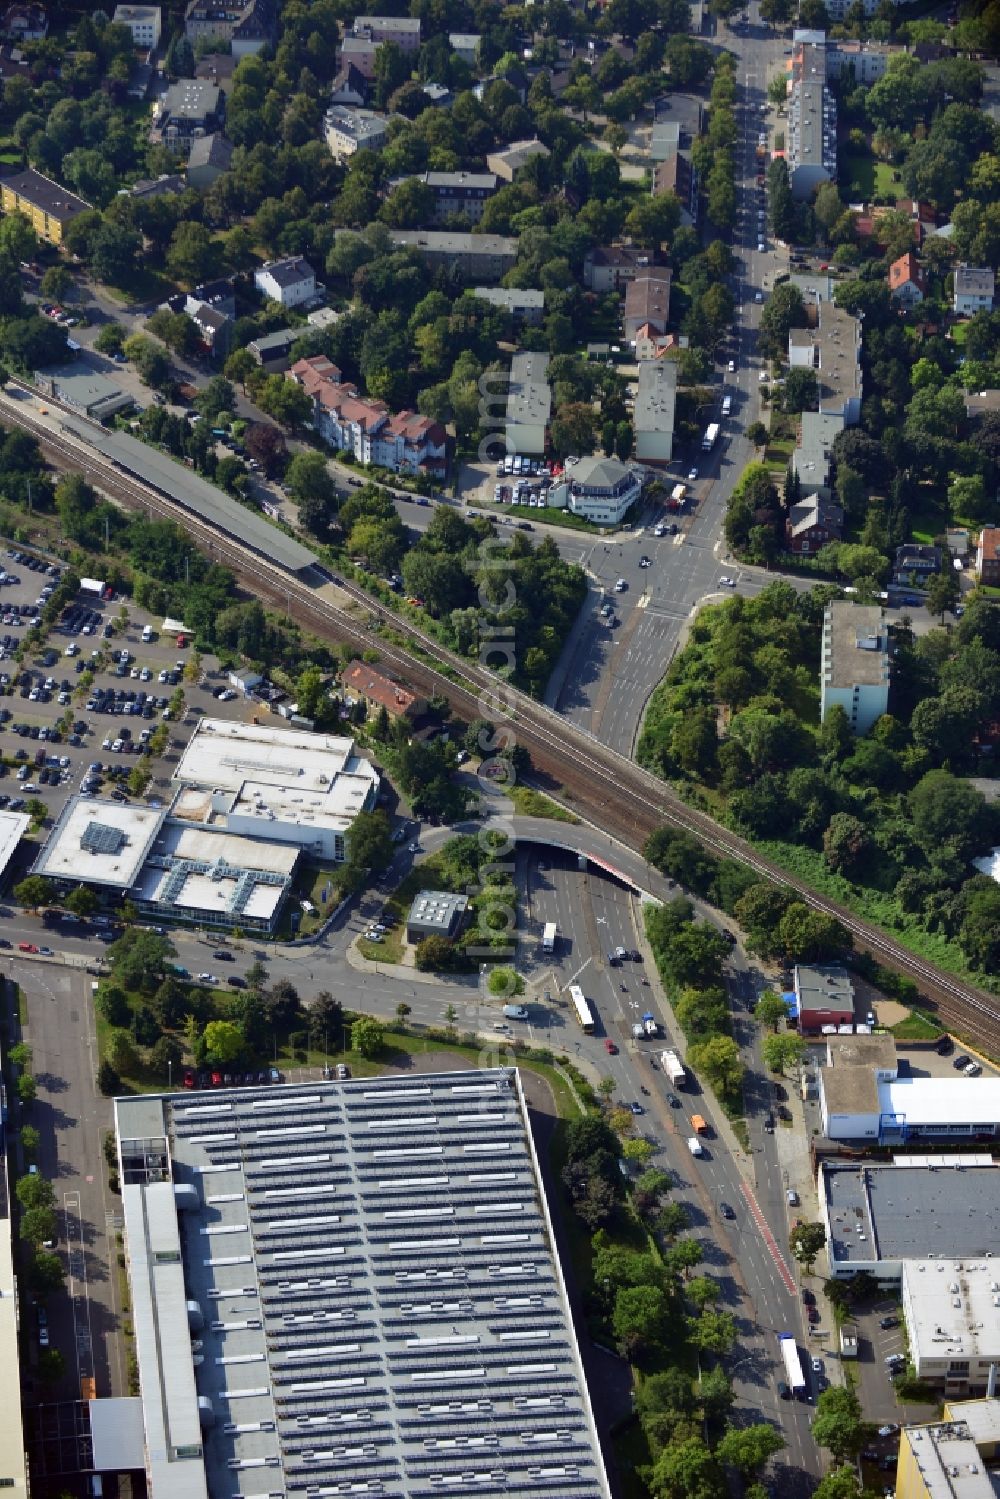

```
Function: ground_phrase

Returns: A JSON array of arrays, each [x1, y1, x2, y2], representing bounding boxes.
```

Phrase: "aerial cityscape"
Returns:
[[0, 0, 997, 1497]]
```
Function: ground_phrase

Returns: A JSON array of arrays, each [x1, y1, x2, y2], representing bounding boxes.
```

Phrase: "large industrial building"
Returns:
[[897, 1401, 1000, 1499], [115, 1069, 612, 1499]]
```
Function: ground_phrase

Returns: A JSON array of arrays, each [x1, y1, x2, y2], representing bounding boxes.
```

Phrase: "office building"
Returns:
[[505, 351, 550, 456], [406, 888, 469, 941], [34, 364, 135, 421], [820, 600, 890, 734], [0, 167, 90, 245], [902, 1264, 1000, 1392], [388, 229, 516, 282], [549, 456, 643, 526], [113, 4, 162, 45], [170, 718, 379, 865], [115, 1071, 612, 1499], [897, 1403, 1000, 1499], [787, 33, 836, 199], [633, 359, 677, 465]]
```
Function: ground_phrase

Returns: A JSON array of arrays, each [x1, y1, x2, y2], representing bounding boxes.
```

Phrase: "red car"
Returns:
[[604, 1038, 618, 1054], [17, 942, 37, 953], [819, 262, 830, 271], [808, 1306, 821, 1323], [183, 1070, 196, 1090], [210, 1069, 223, 1087]]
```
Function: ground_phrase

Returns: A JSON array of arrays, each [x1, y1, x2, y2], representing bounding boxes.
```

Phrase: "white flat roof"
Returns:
[[133, 821, 298, 921], [174, 718, 354, 793], [0, 808, 29, 879], [880, 1077, 1000, 1125], [33, 798, 166, 887], [904, 1259, 1000, 1364], [0, 1197, 27, 1497]]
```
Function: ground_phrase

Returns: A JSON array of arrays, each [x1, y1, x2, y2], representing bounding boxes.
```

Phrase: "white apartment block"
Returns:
[[291, 356, 448, 477], [820, 600, 890, 734], [113, 3, 161, 45]]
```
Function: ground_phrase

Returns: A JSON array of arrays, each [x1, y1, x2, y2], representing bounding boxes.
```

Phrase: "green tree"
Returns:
[[36, 1348, 66, 1386], [753, 990, 788, 1030], [96, 1058, 120, 1095], [790, 1220, 827, 1273], [203, 1020, 244, 1064], [925, 566, 961, 621], [14, 874, 52, 909], [487, 967, 524, 997], [813, 1469, 863, 1499], [20, 1205, 57, 1246], [812, 1386, 867, 1462], [28, 1249, 65, 1296], [651, 1435, 725, 1499], [613, 1283, 669, 1357], [687, 1306, 737, 1354], [351, 1016, 385, 1058], [16, 1173, 54, 1212], [716, 1423, 785, 1477], [286, 451, 338, 534], [688, 1034, 743, 1100], [762, 1032, 805, 1074], [107, 1029, 137, 1078], [909, 770, 986, 861], [20, 1124, 39, 1160], [166, 221, 218, 285], [64, 885, 98, 917], [149, 1035, 184, 1081]]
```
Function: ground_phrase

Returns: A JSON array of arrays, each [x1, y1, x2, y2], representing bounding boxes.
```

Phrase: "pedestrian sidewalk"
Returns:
[[543, 577, 602, 711], [773, 1076, 846, 1387]]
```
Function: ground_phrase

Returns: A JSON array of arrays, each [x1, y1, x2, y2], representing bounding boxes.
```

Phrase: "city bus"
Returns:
[[568, 984, 596, 1034]]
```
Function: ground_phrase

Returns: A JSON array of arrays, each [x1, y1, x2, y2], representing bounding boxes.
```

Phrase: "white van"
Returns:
[[722, 395, 732, 417], [141, 624, 153, 642], [687, 1136, 704, 1156]]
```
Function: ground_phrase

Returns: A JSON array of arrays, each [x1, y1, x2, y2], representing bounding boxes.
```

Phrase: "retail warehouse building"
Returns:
[[115, 1069, 611, 1499]]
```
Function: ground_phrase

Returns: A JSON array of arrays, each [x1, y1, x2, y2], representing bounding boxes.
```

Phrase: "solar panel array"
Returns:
[[166, 1069, 610, 1499]]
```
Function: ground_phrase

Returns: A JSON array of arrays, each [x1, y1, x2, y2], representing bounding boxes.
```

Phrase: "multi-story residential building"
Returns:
[[623, 268, 671, 343], [150, 78, 224, 144], [254, 255, 317, 310], [389, 170, 498, 224], [889, 251, 926, 306], [323, 105, 391, 161], [185, 131, 232, 188], [473, 287, 544, 324], [0, 168, 90, 245], [786, 494, 844, 554], [351, 13, 420, 51], [953, 265, 995, 315], [184, 0, 273, 55], [388, 229, 516, 282], [824, 38, 893, 80], [582, 245, 663, 294], [291, 355, 448, 476], [448, 31, 479, 65], [486, 138, 550, 182], [787, 33, 836, 200], [113, 4, 161, 46], [339, 33, 378, 77], [505, 351, 550, 456], [976, 526, 1000, 585], [820, 599, 890, 734], [791, 409, 847, 499], [633, 359, 677, 465], [894, 543, 941, 582], [0, 2, 46, 40], [788, 298, 862, 425], [653, 152, 697, 227]]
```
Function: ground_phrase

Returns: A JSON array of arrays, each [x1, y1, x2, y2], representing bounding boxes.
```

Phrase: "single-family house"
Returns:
[[185, 131, 233, 189], [254, 256, 316, 310], [954, 266, 995, 317], [888, 252, 926, 307]]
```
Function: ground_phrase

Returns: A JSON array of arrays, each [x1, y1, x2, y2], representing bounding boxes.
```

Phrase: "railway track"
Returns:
[[9, 395, 1000, 1056]]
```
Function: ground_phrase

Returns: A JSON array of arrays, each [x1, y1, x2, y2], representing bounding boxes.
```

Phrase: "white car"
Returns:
[[198, 972, 219, 985], [719, 576, 737, 588], [812, 1358, 823, 1373], [759, 369, 769, 382], [755, 291, 764, 303], [758, 240, 766, 252], [687, 468, 698, 481], [408, 841, 420, 853], [727, 359, 736, 373]]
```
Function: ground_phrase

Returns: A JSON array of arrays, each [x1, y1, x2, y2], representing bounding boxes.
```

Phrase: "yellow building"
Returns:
[[0, 168, 91, 245], [897, 1401, 1000, 1499]]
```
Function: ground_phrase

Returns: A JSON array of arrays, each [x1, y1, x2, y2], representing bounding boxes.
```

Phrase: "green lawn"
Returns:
[[841, 149, 875, 198], [507, 785, 581, 823], [891, 1010, 943, 1041]]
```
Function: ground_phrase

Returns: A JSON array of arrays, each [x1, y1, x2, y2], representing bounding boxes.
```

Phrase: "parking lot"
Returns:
[[0, 545, 260, 859]]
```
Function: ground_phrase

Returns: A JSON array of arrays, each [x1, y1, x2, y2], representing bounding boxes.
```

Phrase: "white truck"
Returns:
[[701, 423, 720, 452], [660, 1049, 686, 1088], [542, 922, 557, 955], [641, 1013, 658, 1037], [687, 1136, 704, 1156]]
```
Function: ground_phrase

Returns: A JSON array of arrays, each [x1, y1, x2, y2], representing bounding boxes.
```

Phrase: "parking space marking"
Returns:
[[63, 1190, 95, 1387], [739, 1179, 797, 1295]]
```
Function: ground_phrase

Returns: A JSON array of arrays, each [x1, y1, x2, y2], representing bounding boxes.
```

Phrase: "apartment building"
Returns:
[[323, 105, 391, 161], [388, 229, 516, 282], [623, 268, 672, 343], [583, 244, 663, 294], [486, 137, 550, 181], [820, 599, 890, 734], [791, 410, 847, 500], [473, 287, 544, 324], [150, 78, 224, 144], [788, 298, 862, 425], [976, 526, 1000, 585], [653, 152, 697, 227], [0, 167, 90, 245], [390, 170, 499, 224], [505, 351, 550, 456], [183, 0, 273, 55], [291, 355, 447, 476], [448, 31, 480, 65], [825, 38, 893, 80], [254, 255, 316, 310], [954, 266, 995, 315], [112, 4, 162, 46], [787, 33, 836, 200], [633, 359, 677, 465], [351, 14, 420, 51]]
